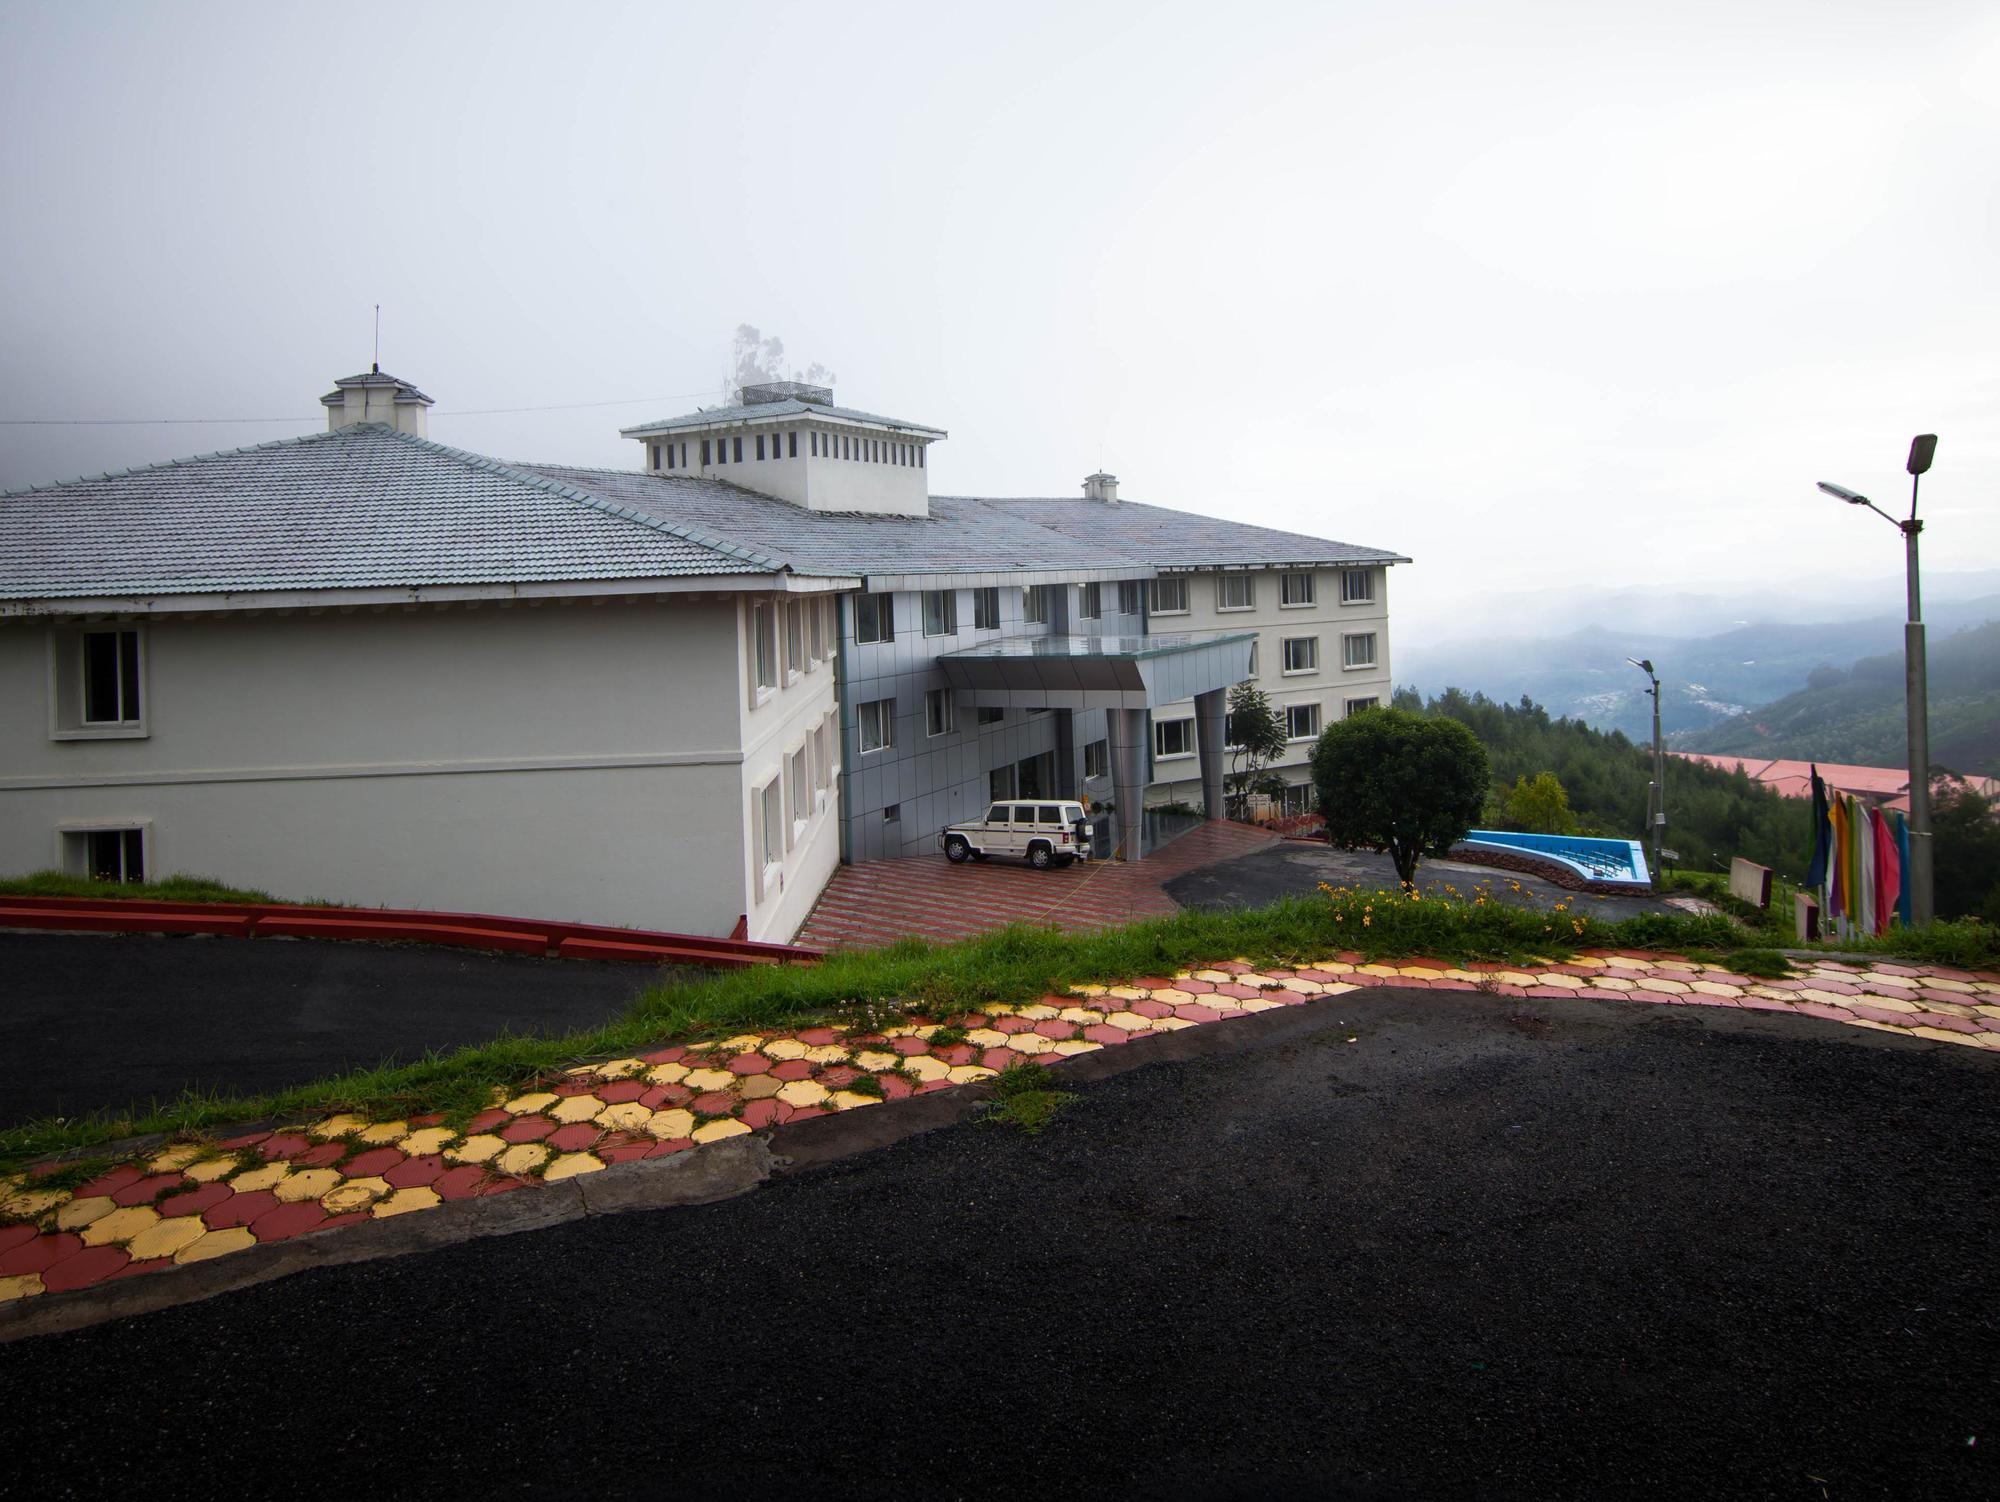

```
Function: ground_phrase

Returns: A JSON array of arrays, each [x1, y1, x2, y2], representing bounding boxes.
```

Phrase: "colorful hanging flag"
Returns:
[[1893, 810, 1913, 929], [1871, 807, 1900, 934], [1806, 765, 1831, 891]]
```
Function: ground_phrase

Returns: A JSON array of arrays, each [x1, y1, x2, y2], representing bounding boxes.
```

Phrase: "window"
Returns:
[[789, 431, 798, 457], [1023, 585, 1050, 624], [1079, 582, 1101, 619], [650, 443, 662, 471], [784, 600, 805, 679], [1281, 636, 1319, 674], [1154, 718, 1194, 758], [1341, 568, 1375, 605], [811, 432, 820, 456], [732, 437, 743, 463], [790, 745, 810, 838], [1247, 639, 1260, 676], [989, 766, 1016, 800], [81, 630, 142, 726], [701, 439, 712, 466], [1342, 632, 1378, 670], [756, 434, 767, 461], [760, 778, 784, 869], [918, 446, 925, 468], [751, 601, 778, 695], [807, 597, 826, 663], [1216, 573, 1255, 611], [1151, 576, 1189, 614], [855, 592, 894, 644], [1286, 702, 1321, 740], [716, 439, 727, 465], [973, 586, 1000, 630], [922, 589, 957, 637], [679, 442, 687, 468], [926, 688, 955, 737], [976, 706, 1005, 726], [66, 826, 145, 883], [883, 803, 901, 822], [814, 720, 833, 795], [859, 697, 895, 753], [1280, 571, 1316, 607], [1117, 581, 1141, 616], [1345, 696, 1380, 717], [1084, 740, 1109, 779]]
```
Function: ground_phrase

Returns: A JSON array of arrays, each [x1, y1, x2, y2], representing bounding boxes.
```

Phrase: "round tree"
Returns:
[[1310, 707, 1489, 884]]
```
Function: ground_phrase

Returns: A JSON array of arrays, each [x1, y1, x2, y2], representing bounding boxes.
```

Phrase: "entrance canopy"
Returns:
[[937, 631, 1255, 710]]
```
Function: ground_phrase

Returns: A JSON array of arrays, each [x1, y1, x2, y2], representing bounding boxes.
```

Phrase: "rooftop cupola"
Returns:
[[321, 366, 435, 437], [1084, 471, 1119, 504]]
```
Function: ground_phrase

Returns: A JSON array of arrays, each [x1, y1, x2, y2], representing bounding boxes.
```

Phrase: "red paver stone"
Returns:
[[819, 1065, 861, 1088], [1217, 984, 1262, 1000], [0, 1233, 81, 1276], [476, 1177, 529, 1196], [689, 1091, 737, 1116], [111, 1174, 184, 1207], [548, 1123, 603, 1151], [889, 1037, 931, 1057], [1431, 980, 1477, 992], [1795, 1002, 1853, 1022], [786, 1105, 830, 1119], [771, 1059, 816, 1080], [1295, 970, 1339, 983], [342, 1148, 406, 1177], [205, 1190, 277, 1229], [599, 1142, 652, 1164], [0, 1225, 39, 1254], [1033, 1019, 1072, 1039], [727, 1053, 772, 1076], [261, 1133, 313, 1159], [646, 1138, 693, 1157], [318, 1213, 369, 1232], [40, 1245, 130, 1293], [218, 1132, 270, 1151], [432, 1166, 490, 1201], [596, 1080, 649, 1103], [1083, 1024, 1128, 1045], [112, 1258, 171, 1281], [249, 1202, 327, 1241], [156, 1183, 233, 1219], [71, 1164, 145, 1199], [1914, 1013, 1982, 1035], [1174, 1004, 1222, 1023], [385, 1155, 447, 1189], [993, 1016, 1033, 1034], [294, 1143, 346, 1168], [1526, 987, 1574, 1000], [1625, 990, 1679, 1005], [653, 1084, 693, 1106], [643, 1046, 688, 1065], [798, 1027, 839, 1046], [1738, 998, 1794, 1014], [551, 1080, 599, 1098], [1178, 979, 1216, 994], [981, 1047, 1018, 1070], [1130, 1000, 1173, 1019], [465, 1108, 510, 1133], [499, 1116, 556, 1143], [408, 1113, 447, 1127], [1216, 961, 1253, 975], [960, 1013, 991, 1027], [878, 1074, 915, 1099], [932, 1047, 974, 1068], [739, 1099, 782, 1129], [1212, 1005, 1247, 1019]]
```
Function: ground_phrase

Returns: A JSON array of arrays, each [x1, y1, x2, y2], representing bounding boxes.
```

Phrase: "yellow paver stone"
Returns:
[[1237, 998, 1283, 1013], [594, 1058, 648, 1078], [230, 1163, 290, 1193], [1072, 984, 1108, 997], [963, 1029, 1008, 1049], [1396, 967, 1445, 981], [1923, 978, 1977, 993], [0, 1274, 45, 1302], [775, 1080, 830, 1108], [400, 1127, 456, 1156], [1006, 1032, 1052, 1054], [1690, 981, 1745, 998], [1104, 1011, 1154, 1032], [1568, 957, 1608, 970], [760, 1041, 807, 1062], [854, 1051, 901, 1072], [549, 1094, 606, 1124], [903, 1056, 951, 1083], [945, 1065, 998, 1085], [1914, 999, 1977, 1019], [596, 1102, 653, 1131], [1016, 1004, 1060, 1020], [1536, 974, 1588, 990], [1492, 971, 1538, 986], [373, 1187, 442, 1218], [503, 1091, 560, 1114], [1910, 1026, 1978, 1046], [1605, 957, 1651, 971], [1153, 1016, 1198, 1031], [1107, 986, 1148, 1001], [1322, 983, 1361, 996], [321, 1177, 390, 1213], [182, 1157, 238, 1183], [717, 1034, 765, 1050], [449, 1134, 505, 1164], [1849, 992, 1920, 1012], [1861, 972, 1919, 990], [1058, 1007, 1104, 1026], [176, 1227, 257, 1264], [829, 1090, 882, 1110], [1358, 964, 1402, 978], [691, 1118, 752, 1143], [82, 1205, 160, 1247], [275, 1169, 343, 1204], [148, 1143, 207, 1171], [1150, 989, 1195, 1006], [57, 1196, 117, 1231], [1644, 979, 1690, 995], [1280, 978, 1325, 994], [543, 1153, 605, 1182], [682, 1068, 736, 1092], [126, 1215, 207, 1261], [1978, 1005, 2000, 1020], [1191, 970, 1233, 983], [357, 1120, 409, 1145], [1051, 1039, 1103, 1056], [1590, 976, 1636, 992], [309, 1113, 370, 1139], [496, 1143, 549, 1175], [0, 1187, 66, 1219], [646, 1108, 697, 1139]]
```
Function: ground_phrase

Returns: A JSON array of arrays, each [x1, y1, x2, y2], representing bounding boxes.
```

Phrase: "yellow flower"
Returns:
[[1362, 914, 1372, 926]]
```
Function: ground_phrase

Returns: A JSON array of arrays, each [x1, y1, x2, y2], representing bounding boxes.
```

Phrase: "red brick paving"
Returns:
[[797, 821, 1278, 949]]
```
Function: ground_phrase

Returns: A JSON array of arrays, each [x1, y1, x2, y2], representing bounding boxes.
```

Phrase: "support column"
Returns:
[[1194, 688, 1227, 821], [1055, 708, 1078, 799], [1107, 707, 1148, 860]]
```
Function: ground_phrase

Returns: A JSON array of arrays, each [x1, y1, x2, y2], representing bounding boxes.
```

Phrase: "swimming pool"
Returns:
[[1456, 830, 1653, 888]]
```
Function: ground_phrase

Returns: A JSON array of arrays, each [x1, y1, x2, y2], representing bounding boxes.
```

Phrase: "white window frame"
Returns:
[[1083, 740, 1109, 779], [784, 600, 805, 684], [925, 688, 955, 738], [1281, 636, 1320, 675], [1344, 696, 1380, 717], [1285, 702, 1322, 741], [855, 592, 895, 645], [806, 595, 826, 667], [922, 589, 958, 638], [1150, 576, 1190, 615], [1117, 581, 1142, 617], [749, 600, 778, 702], [1340, 568, 1376, 606], [1247, 639, 1260, 677], [814, 716, 835, 803], [755, 776, 785, 895], [1341, 631, 1378, 671], [1079, 582, 1101, 620], [1154, 717, 1195, 759], [58, 819, 150, 883], [973, 586, 1000, 630], [789, 744, 811, 844], [859, 697, 895, 754], [49, 625, 149, 741], [1279, 571, 1317, 608], [1215, 573, 1255, 612], [1023, 584, 1050, 625]]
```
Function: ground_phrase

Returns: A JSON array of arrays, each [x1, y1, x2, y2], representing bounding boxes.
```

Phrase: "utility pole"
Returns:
[[1627, 657, 1665, 878]]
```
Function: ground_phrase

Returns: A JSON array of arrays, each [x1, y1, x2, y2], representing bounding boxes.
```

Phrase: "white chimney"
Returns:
[[1084, 471, 1119, 504], [321, 367, 435, 437]]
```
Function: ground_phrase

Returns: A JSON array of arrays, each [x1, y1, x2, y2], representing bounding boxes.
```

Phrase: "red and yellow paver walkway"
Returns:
[[3, 950, 1996, 1308]]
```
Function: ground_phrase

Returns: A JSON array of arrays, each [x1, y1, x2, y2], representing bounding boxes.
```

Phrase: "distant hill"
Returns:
[[1675, 620, 2000, 777]]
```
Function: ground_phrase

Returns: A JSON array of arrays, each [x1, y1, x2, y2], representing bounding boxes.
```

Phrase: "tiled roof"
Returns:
[[970, 496, 1411, 568], [0, 426, 778, 601], [619, 398, 947, 438]]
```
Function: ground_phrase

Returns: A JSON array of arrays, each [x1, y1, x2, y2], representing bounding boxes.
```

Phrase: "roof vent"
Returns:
[[1084, 471, 1119, 504], [321, 366, 434, 437], [738, 380, 833, 407]]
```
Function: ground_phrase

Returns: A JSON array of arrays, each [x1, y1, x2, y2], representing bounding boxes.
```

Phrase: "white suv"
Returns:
[[941, 801, 1092, 870]]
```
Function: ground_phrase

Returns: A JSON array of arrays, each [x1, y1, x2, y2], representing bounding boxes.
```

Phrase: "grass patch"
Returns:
[[1, 869, 286, 904], [983, 1061, 1075, 1135], [1830, 919, 1997, 972], [1721, 948, 1795, 979]]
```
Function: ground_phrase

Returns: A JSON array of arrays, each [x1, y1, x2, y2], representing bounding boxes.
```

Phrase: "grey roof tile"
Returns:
[[968, 496, 1411, 568], [619, 398, 947, 438]]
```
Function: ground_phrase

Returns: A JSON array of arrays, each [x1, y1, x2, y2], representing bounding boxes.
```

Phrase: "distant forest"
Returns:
[[1392, 687, 1816, 879]]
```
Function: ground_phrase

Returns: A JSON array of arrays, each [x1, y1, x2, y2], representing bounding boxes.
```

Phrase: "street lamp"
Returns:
[[1627, 656, 1665, 878], [1817, 433, 1937, 927]]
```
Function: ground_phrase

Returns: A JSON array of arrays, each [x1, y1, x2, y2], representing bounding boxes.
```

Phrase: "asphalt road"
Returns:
[[5, 990, 1994, 1498], [0, 932, 668, 1124], [1168, 840, 1679, 922]]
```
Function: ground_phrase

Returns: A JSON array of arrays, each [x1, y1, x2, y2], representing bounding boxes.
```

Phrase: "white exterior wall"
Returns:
[[0, 600, 800, 937], [1144, 564, 1394, 804]]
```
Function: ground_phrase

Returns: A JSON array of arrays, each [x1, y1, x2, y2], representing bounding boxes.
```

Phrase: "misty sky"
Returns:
[[2, 0, 1994, 650]]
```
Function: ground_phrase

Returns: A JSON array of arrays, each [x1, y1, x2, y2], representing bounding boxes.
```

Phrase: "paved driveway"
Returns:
[[3, 990, 1993, 1496], [0, 933, 669, 1125]]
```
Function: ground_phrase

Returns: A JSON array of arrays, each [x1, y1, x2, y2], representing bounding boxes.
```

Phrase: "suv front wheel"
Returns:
[[1027, 841, 1055, 870], [945, 834, 972, 863]]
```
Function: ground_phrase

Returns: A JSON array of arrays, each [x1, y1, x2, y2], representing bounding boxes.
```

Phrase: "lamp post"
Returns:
[[1627, 656, 1665, 877], [1817, 432, 1936, 927]]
